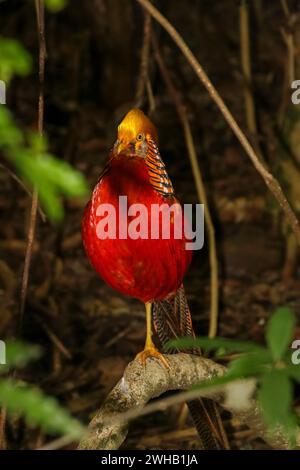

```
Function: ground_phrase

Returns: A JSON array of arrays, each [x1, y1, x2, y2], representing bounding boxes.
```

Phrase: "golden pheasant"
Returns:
[[82, 108, 227, 449]]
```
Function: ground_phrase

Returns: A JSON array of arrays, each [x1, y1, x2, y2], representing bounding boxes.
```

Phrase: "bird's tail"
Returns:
[[152, 285, 229, 450]]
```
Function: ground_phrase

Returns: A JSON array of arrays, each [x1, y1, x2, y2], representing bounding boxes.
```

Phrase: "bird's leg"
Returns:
[[136, 302, 169, 368]]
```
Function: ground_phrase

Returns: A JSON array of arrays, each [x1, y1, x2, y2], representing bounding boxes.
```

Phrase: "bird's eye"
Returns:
[[136, 133, 144, 141]]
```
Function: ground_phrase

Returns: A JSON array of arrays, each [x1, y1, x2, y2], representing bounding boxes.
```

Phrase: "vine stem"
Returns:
[[19, 0, 46, 329]]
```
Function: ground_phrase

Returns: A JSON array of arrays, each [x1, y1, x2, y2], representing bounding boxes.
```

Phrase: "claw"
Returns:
[[136, 346, 169, 368]]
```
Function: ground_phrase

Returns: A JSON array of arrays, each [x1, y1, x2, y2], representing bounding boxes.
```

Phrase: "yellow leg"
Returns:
[[145, 301, 153, 348], [136, 302, 169, 368]]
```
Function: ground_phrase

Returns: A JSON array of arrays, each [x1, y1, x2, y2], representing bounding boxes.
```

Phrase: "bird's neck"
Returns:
[[103, 155, 163, 205]]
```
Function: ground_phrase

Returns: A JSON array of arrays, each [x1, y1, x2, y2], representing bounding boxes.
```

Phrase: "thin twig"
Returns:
[[136, 0, 300, 247], [152, 34, 218, 338], [0, 408, 7, 450], [277, 2, 298, 127], [37, 434, 76, 450], [135, 11, 152, 107], [19, 189, 39, 327], [278, 30, 292, 127], [281, 0, 291, 19], [19, 0, 46, 329], [36, 0, 46, 135], [33, 315, 72, 360], [281, 29, 295, 84], [146, 77, 156, 115], [240, 1, 258, 136], [137, 426, 198, 447], [0, 164, 46, 221]]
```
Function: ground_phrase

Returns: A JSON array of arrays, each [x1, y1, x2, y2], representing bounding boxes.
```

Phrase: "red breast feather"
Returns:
[[82, 155, 192, 303]]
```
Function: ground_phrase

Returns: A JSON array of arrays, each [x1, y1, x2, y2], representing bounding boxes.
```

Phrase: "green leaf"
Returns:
[[192, 350, 271, 392], [0, 107, 23, 148], [258, 370, 293, 429], [0, 341, 41, 374], [45, 0, 68, 12], [166, 336, 264, 354], [34, 152, 89, 198], [0, 378, 85, 439], [0, 103, 89, 222], [228, 350, 272, 377], [191, 351, 271, 395], [283, 413, 299, 447], [38, 179, 64, 222], [266, 307, 296, 361], [11, 147, 89, 222], [0, 37, 32, 82], [28, 132, 48, 154], [286, 365, 300, 384]]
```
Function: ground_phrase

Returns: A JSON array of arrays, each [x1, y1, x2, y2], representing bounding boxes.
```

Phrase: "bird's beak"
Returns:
[[116, 140, 131, 155]]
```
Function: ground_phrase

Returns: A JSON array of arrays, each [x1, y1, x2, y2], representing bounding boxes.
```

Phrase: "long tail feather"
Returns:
[[153, 286, 229, 450]]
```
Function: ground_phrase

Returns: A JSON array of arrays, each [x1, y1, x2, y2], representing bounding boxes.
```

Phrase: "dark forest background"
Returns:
[[0, 0, 300, 450]]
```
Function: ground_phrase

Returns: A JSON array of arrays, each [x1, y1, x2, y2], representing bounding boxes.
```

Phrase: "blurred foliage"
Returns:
[[0, 20, 87, 443], [0, 106, 89, 221], [0, 340, 41, 373], [0, 32, 89, 221], [0, 37, 32, 83], [266, 306, 296, 361], [0, 379, 84, 439], [168, 307, 300, 446], [45, 0, 68, 13], [0, 0, 68, 14], [0, 341, 85, 440]]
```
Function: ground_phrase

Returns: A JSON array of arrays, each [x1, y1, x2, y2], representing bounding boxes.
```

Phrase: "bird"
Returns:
[[82, 108, 227, 449]]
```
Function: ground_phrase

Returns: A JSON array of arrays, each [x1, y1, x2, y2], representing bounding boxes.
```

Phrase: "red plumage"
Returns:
[[81, 109, 227, 449], [82, 154, 192, 303]]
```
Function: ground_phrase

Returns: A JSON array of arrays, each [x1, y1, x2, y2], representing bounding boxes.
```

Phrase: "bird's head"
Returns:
[[114, 108, 158, 158]]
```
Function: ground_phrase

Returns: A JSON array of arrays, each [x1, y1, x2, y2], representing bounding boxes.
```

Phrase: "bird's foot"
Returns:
[[136, 346, 169, 368]]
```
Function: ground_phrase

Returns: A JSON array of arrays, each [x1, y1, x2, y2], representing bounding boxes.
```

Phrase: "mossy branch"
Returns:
[[78, 354, 299, 450]]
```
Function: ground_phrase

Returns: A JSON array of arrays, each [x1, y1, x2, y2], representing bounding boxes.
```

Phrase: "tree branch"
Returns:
[[78, 354, 299, 450]]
